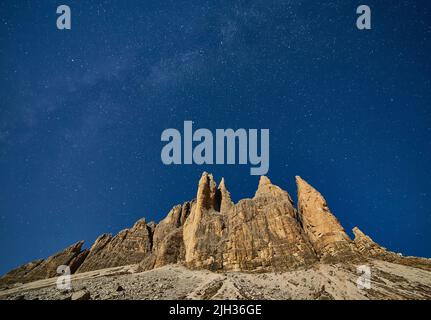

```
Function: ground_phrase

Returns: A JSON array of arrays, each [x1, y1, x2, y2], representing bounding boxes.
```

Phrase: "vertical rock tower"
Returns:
[[296, 176, 358, 262]]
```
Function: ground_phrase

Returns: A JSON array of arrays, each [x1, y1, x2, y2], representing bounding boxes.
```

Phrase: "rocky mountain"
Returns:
[[2, 261, 431, 300], [1, 172, 430, 295]]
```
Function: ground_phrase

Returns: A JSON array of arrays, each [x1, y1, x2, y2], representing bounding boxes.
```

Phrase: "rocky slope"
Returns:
[[1, 260, 431, 300], [1, 172, 430, 299]]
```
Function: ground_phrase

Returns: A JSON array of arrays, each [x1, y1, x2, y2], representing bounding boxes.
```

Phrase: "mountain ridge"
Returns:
[[1, 172, 430, 287]]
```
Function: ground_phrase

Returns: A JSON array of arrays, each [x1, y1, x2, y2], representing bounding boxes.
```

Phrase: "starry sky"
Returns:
[[1, 0, 431, 275]]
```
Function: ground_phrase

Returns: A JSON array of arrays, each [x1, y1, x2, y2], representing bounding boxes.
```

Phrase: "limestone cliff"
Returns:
[[0, 242, 86, 286], [352, 227, 431, 271], [1, 172, 430, 287], [221, 176, 317, 271], [76, 218, 154, 273], [183, 173, 226, 270], [295, 176, 358, 262], [150, 201, 193, 269]]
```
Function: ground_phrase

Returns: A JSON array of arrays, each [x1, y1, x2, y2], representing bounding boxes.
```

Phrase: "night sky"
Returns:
[[1, 1, 430, 275]]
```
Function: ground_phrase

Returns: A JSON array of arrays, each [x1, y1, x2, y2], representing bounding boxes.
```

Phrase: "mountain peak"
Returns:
[[218, 177, 227, 189], [2, 171, 430, 289], [218, 177, 233, 213], [196, 172, 218, 211], [254, 175, 291, 201], [296, 176, 357, 262], [259, 175, 272, 186]]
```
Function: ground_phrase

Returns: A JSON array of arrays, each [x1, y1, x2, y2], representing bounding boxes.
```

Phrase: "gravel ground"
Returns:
[[1, 260, 431, 300]]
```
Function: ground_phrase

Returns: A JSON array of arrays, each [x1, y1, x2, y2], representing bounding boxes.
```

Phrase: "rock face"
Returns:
[[181, 173, 318, 272], [1, 172, 430, 287], [352, 227, 387, 256], [352, 227, 431, 271], [76, 218, 154, 273], [296, 176, 358, 263], [149, 201, 193, 269], [183, 173, 226, 270], [218, 178, 233, 213], [0, 242, 86, 286], [221, 176, 317, 271]]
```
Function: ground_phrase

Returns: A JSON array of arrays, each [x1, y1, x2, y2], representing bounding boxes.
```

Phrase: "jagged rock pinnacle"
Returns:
[[259, 175, 272, 186], [254, 175, 291, 201], [196, 172, 218, 211], [218, 177, 233, 213], [2, 172, 431, 288], [183, 173, 225, 267], [352, 226, 367, 239], [296, 176, 358, 262], [133, 218, 147, 229], [0, 241, 86, 285], [352, 226, 387, 256], [219, 177, 226, 188]]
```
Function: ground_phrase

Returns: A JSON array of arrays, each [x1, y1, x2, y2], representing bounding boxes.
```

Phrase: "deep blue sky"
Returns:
[[1, 1, 430, 275]]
